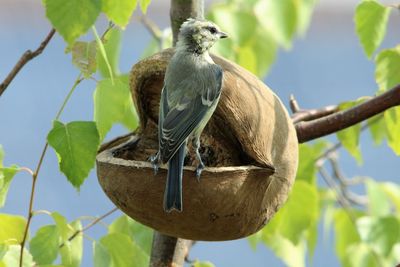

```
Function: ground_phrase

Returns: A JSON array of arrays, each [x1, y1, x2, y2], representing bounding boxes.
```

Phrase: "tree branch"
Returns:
[[149, 233, 193, 267], [0, 28, 56, 97], [295, 84, 400, 143], [170, 0, 204, 45], [290, 95, 338, 123]]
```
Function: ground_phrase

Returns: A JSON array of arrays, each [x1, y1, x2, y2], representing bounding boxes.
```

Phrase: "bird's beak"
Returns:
[[218, 31, 228, 39]]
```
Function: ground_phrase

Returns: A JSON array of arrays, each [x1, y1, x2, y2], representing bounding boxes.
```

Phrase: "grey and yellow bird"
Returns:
[[150, 18, 228, 212]]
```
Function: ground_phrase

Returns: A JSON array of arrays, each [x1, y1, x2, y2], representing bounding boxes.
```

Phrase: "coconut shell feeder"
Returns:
[[96, 48, 299, 241]]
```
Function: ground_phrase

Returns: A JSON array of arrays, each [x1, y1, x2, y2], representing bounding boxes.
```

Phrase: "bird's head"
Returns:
[[177, 18, 228, 54]]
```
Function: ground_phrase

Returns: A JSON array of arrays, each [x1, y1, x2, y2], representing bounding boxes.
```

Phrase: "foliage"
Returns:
[[246, 1, 400, 266], [1, 0, 400, 266]]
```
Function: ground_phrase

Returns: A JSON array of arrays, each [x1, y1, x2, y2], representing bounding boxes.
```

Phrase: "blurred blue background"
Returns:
[[1, 0, 399, 266]]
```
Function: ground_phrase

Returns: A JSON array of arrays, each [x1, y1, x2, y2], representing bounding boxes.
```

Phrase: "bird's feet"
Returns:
[[195, 161, 205, 181], [149, 153, 160, 175]]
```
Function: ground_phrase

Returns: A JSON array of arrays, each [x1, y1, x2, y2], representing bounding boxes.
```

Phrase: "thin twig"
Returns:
[[319, 166, 356, 222], [139, 16, 163, 51], [328, 158, 368, 206], [290, 95, 339, 123], [295, 84, 400, 143], [19, 167, 34, 176], [0, 29, 56, 97], [139, 16, 163, 40], [19, 142, 49, 267], [289, 94, 300, 113], [19, 74, 83, 266], [59, 207, 119, 248], [101, 21, 115, 41], [292, 106, 338, 124]]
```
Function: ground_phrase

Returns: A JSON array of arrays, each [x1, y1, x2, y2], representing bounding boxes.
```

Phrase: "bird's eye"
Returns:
[[208, 27, 217, 34]]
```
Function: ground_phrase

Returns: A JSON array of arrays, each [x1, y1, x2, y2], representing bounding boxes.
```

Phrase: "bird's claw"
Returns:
[[149, 154, 160, 175], [195, 162, 205, 181]]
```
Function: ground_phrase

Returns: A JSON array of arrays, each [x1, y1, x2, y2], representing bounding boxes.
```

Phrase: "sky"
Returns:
[[1, 1, 400, 267]]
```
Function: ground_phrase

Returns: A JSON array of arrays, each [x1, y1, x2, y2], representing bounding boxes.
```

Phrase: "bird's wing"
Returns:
[[159, 65, 223, 163], [158, 85, 169, 142]]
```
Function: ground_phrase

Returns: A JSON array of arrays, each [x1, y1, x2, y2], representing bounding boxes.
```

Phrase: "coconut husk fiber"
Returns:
[[96, 48, 299, 241]]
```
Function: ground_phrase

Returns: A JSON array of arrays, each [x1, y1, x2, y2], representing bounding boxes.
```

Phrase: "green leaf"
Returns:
[[266, 181, 319, 244], [193, 261, 216, 267], [44, 0, 101, 44], [101, 0, 137, 28], [94, 76, 139, 140], [247, 231, 262, 251], [0, 165, 19, 208], [109, 215, 153, 254], [0, 214, 26, 245], [0, 245, 34, 267], [342, 243, 380, 267], [296, 141, 328, 184], [259, 181, 319, 266], [237, 45, 257, 74], [234, 28, 278, 77], [357, 216, 400, 256], [139, 0, 151, 13], [93, 242, 111, 267], [0, 146, 3, 165], [93, 26, 114, 84], [336, 124, 362, 163], [100, 233, 149, 267], [296, 0, 317, 35], [0, 145, 20, 208], [366, 179, 391, 216], [336, 99, 367, 163], [355, 1, 390, 58], [208, 5, 257, 46], [0, 244, 6, 260], [381, 182, 400, 212], [71, 41, 97, 78], [97, 28, 122, 78], [255, 0, 297, 48], [60, 220, 83, 267], [375, 47, 400, 154], [47, 120, 100, 189], [251, 29, 277, 77], [29, 225, 59, 265], [262, 234, 307, 267], [333, 209, 361, 261], [51, 212, 69, 241], [375, 47, 400, 91], [389, 243, 400, 263], [367, 115, 387, 145], [384, 107, 400, 155]]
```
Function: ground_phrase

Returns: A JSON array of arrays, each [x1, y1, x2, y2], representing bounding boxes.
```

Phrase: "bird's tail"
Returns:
[[164, 142, 186, 212]]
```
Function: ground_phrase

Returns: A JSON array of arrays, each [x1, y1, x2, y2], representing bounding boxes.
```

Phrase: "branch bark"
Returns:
[[290, 95, 338, 123], [170, 0, 204, 46], [0, 28, 55, 97], [295, 84, 400, 143], [149, 233, 193, 267]]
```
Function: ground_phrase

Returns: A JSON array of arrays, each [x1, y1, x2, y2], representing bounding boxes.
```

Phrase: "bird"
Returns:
[[150, 18, 228, 212]]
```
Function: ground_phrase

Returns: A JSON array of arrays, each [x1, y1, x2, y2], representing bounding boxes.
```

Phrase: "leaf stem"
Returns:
[[55, 74, 83, 121], [19, 73, 83, 266], [92, 26, 114, 84], [59, 207, 118, 248]]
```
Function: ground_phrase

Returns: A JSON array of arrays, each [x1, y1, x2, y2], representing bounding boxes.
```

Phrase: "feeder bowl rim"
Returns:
[[96, 140, 275, 175]]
